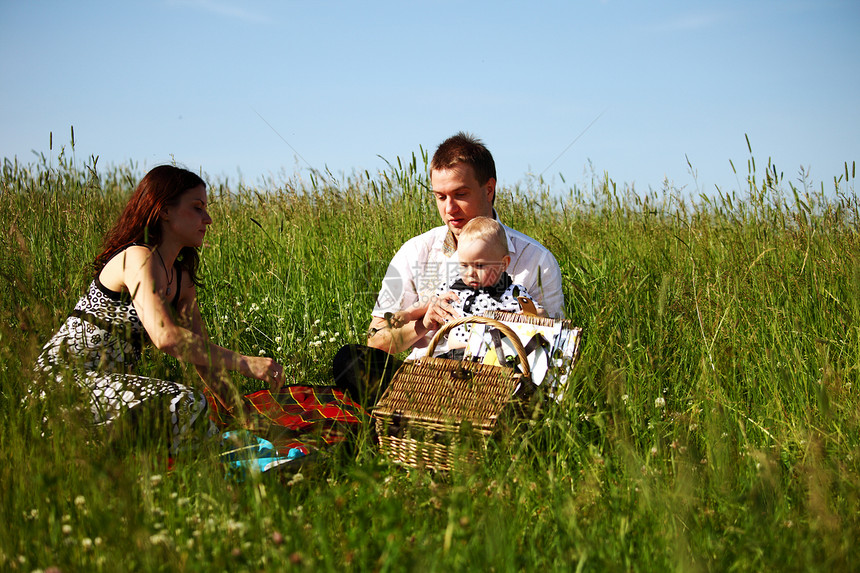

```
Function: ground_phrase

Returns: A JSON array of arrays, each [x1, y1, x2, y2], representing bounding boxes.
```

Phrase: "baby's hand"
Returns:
[[423, 291, 460, 330]]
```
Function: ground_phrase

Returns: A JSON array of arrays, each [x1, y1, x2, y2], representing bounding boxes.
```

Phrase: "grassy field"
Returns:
[[1, 145, 858, 572]]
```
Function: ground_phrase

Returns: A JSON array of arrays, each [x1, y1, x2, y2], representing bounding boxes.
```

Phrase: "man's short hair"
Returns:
[[431, 132, 497, 185], [459, 216, 508, 256]]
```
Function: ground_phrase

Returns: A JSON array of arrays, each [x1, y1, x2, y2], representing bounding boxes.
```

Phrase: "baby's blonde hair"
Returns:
[[459, 216, 508, 256]]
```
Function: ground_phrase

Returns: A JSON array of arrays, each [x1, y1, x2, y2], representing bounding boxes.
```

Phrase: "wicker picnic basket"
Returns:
[[373, 316, 533, 471]]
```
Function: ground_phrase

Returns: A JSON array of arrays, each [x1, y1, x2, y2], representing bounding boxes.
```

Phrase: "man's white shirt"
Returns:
[[372, 220, 564, 358]]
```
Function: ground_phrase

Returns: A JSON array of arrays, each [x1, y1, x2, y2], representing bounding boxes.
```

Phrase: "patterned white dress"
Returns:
[[37, 266, 216, 453]]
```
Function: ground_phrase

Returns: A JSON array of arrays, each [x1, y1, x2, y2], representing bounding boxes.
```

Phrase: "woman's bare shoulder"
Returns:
[[100, 246, 154, 289], [107, 245, 152, 266]]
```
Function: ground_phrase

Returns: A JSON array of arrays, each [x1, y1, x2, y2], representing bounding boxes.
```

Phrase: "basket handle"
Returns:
[[426, 316, 531, 378]]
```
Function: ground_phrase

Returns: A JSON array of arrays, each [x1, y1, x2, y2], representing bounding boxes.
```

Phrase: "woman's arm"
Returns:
[[117, 248, 282, 405], [177, 284, 283, 411], [181, 300, 242, 412]]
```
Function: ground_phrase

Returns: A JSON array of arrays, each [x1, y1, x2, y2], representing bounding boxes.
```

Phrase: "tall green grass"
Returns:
[[1, 142, 858, 571]]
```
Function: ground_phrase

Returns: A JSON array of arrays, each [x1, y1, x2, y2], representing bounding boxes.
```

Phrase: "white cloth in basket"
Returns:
[[464, 314, 581, 402]]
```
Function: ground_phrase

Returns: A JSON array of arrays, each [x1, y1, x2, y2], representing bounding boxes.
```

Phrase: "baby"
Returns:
[[391, 217, 545, 354]]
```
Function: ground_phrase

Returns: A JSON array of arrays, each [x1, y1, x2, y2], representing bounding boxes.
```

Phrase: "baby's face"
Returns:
[[456, 238, 511, 288]]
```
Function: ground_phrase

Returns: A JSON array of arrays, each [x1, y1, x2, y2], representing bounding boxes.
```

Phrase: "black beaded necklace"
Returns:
[[155, 248, 175, 296]]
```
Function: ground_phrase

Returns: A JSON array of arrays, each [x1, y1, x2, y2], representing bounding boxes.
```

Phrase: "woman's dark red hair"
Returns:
[[94, 165, 206, 286]]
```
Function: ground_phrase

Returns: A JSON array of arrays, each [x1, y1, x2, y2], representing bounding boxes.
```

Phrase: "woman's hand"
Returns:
[[422, 291, 460, 330], [242, 356, 286, 393]]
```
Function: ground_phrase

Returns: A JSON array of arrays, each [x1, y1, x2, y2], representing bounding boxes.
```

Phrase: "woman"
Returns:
[[37, 165, 283, 453]]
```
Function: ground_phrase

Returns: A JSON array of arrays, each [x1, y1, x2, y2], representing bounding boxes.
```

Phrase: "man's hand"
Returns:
[[422, 291, 460, 330]]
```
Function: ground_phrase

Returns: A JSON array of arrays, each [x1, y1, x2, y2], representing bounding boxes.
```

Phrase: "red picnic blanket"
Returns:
[[206, 385, 367, 456]]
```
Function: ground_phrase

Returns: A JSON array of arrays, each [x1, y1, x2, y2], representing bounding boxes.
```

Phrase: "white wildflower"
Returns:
[[225, 519, 246, 534], [149, 532, 170, 546]]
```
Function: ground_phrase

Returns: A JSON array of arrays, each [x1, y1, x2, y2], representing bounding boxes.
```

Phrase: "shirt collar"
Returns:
[[442, 229, 457, 257]]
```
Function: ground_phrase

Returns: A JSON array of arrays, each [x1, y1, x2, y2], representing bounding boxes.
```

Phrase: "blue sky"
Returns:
[[2, 0, 858, 196]]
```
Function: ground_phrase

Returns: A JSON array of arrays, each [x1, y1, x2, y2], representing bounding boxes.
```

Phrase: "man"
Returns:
[[332, 132, 564, 406]]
